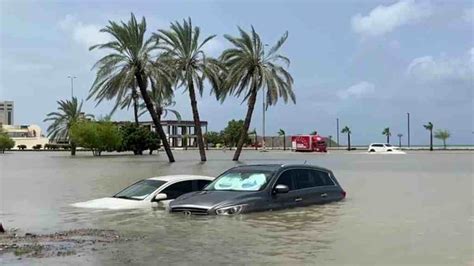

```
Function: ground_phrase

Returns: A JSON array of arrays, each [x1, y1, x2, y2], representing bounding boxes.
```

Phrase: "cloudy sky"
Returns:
[[1, 0, 473, 145]]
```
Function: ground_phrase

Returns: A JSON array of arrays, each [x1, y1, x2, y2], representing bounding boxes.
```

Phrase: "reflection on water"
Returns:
[[1, 151, 472, 265]]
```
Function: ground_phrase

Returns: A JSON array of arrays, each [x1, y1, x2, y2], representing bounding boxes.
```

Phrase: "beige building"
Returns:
[[0, 101, 14, 125], [2, 124, 49, 149]]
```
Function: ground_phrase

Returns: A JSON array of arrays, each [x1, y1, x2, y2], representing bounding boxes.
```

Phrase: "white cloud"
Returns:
[[463, 8, 474, 23], [406, 49, 474, 82], [337, 81, 375, 99], [58, 15, 111, 49], [351, 0, 432, 37]]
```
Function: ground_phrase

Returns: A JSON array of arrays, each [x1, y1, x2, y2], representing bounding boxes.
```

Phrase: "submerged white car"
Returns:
[[72, 175, 214, 210], [368, 143, 400, 153]]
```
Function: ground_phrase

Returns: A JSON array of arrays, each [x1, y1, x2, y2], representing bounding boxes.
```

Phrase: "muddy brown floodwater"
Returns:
[[0, 150, 473, 265]]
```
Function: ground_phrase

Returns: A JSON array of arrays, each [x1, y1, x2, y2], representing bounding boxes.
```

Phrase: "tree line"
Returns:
[[339, 123, 451, 151], [44, 14, 295, 162]]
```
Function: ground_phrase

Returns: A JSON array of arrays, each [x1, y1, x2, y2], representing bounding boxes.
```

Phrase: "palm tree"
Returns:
[[434, 129, 450, 149], [106, 81, 141, 126], [138, 83, 181, 121], [44, 97, 93, 156], [397, 133, 403, 147], [88, 13, 175, 162], [278, 129, 286, 150], [423, 122, 434, 151], [154, 18, 222, 162], [341, 126, 351, 151], [221, 27, 295, 161], [328, 135, 333, 147], [382, 127, 391, 144]]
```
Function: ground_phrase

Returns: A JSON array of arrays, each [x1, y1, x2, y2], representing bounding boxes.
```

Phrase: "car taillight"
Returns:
[[341, 190, 346, 198]]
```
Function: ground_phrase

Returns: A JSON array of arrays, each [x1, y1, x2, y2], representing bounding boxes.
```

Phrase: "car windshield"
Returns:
[[205, 170, 274, 192], [114, 180, 166, 200]]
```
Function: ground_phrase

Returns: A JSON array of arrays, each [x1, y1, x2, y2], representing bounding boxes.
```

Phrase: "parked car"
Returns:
[[72, 175, 214, 210], [368, 143, 399, 152], [169, 164, 346, 215]]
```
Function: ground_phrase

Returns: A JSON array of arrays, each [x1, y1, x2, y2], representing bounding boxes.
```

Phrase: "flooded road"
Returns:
[[1, 150, 473, 265]]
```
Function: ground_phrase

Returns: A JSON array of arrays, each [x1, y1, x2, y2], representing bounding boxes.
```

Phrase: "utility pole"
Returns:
[[262, 88, 266, 151], [407, 112, 410, 147], [68, 76, 77, 98], [336, 118, 340, 147]]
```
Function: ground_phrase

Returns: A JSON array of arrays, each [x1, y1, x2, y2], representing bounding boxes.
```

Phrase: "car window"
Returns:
[[294, 169, 316, 189], [385, 144, 393, 147], [114, 180, 166, 200], [197, 180, 212, 190], [161, 181, 194, 199], [372, 144, 383, 147], [275, 170, 295, 190], [310, 170, 335, 186]]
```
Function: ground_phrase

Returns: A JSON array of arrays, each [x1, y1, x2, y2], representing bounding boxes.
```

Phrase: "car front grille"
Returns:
[[170, 207, 209, 215]]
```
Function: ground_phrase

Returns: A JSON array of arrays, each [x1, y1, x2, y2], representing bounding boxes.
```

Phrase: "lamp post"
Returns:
[[407, 112, 410, 147], [67, 76, 77, 98], [336, 118, 340, 147]]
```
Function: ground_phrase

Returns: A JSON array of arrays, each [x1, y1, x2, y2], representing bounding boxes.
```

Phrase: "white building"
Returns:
[[0, 101, 14, 125], [1, 124, 49, 149]]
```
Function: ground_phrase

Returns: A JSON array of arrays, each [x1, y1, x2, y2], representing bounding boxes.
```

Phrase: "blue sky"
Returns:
[[1, 0, 473, 145]]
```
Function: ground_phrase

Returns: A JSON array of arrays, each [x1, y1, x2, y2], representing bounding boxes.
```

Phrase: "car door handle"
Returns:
[[320, 193, 328, 198], [295, 197, 303, 202]]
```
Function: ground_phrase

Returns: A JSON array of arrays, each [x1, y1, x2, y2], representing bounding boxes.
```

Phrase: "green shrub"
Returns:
[[32, 144, 42, 150], [17, 144, 27, 150], [0, 133, 15, 153], [70, 121, 122, 156], [119, 123, 160, 155]]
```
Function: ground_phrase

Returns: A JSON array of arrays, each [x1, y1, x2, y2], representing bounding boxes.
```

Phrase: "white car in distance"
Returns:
[[368, 143, 400, 153], [72, 175, 214, 210]]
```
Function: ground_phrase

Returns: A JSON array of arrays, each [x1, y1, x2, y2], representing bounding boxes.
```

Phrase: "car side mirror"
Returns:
[[274, 184, 289, 194], [154, 193, 167, 201]]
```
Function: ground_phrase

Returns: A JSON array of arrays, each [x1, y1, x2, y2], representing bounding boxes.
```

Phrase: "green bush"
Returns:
[[70, 121, 122, 156], [17, 144, 27, 150], [119, 123, 160, 155], [33, 144, 42, 150], [0, 133, 15, 153]]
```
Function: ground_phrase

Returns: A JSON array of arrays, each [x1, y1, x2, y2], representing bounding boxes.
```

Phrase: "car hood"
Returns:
[[170, 190, 260, 210], [71, 197, 149, 210]]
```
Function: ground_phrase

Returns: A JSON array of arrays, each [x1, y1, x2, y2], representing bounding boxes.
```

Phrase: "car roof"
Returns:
[[230, 164, 332, 173], [147, 175, 214, 182]]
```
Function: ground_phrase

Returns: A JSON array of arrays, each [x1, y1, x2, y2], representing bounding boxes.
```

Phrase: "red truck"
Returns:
[[291, 134, 328, 152]]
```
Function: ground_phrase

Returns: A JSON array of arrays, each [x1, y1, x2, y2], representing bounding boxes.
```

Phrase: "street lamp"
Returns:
[[407, 112, 410, 147], [336, 118, 340, 147], [67, 76, 77, 98]]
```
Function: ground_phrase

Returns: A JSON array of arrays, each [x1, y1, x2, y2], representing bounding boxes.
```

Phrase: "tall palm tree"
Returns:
[[382, 127, 391, 144], [44, 97, 93, 156], [278, 129, 286, 150], [154, 18, 222, 162], [138, 82, 182, 121], [341, 126, 351, 151], [423, 122, 434, 151], [88, 13, 175, 162], [397, 133, 403, 147], [221, 27, 295, 161], [434, 129, 450, 149]]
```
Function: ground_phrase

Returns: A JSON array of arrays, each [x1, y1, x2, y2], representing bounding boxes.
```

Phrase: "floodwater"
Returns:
[[1, 150, 473, 265]]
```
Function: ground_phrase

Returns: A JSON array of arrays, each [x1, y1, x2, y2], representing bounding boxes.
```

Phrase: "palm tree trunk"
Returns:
[[187, 79, 206, 161], [233, 89, 258, 161], [430, 130, 433, 151], [387, 135, 389, 144], [347, 134, 351, 151], [135, 72, 175, 163], [71, 141, 76, 156], [443, 139, 446, 149], [283, 135, 286, 151], [132, 87, 139, 127]]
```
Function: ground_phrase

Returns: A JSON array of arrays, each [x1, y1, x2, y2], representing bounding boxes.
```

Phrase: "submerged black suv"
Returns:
[[169, 164, 346, 215]]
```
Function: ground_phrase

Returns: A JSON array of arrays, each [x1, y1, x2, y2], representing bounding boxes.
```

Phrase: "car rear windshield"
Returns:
[[114, 180, 166, 200], [205, 170, 274, 192]]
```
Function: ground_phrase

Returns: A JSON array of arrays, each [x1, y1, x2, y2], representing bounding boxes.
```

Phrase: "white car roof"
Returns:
[[147, 175, 215, 182]]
